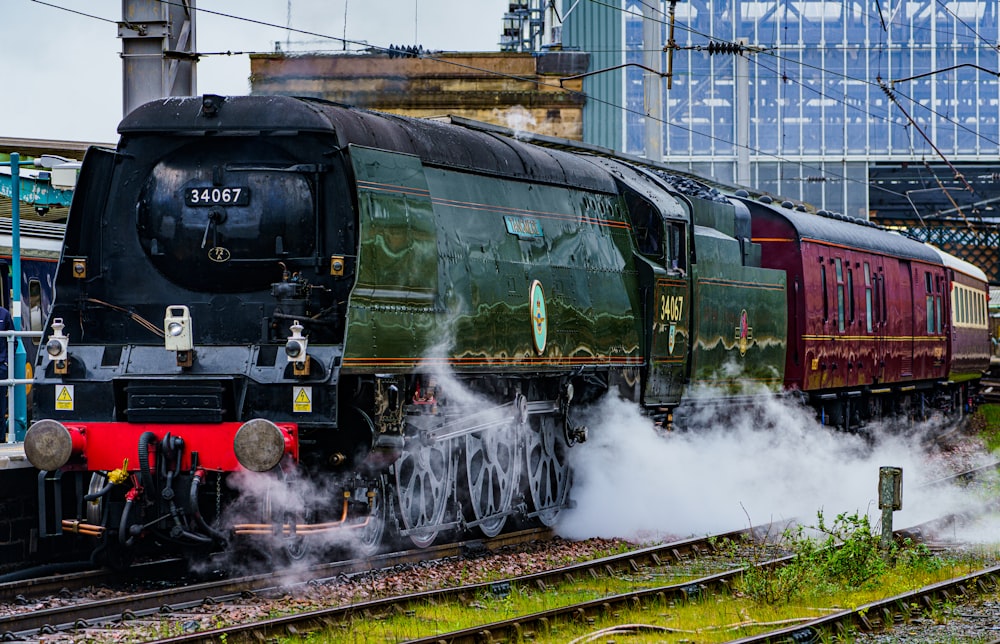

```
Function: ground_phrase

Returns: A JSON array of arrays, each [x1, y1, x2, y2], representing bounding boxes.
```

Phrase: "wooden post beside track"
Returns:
[[879, 466, 903, 558]]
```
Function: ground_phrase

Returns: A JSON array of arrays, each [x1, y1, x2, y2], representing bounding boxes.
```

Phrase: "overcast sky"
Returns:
[[2, 0, 509, 144]]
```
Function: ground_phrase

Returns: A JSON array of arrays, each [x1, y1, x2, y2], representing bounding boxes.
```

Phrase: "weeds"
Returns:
[[731, 510, 943, 604], [972, 404, 1000, 452]]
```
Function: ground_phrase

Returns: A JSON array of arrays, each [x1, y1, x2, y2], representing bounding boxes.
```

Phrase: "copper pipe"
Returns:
[[232, 494, 374, 536], [62, 519, 105, 536]]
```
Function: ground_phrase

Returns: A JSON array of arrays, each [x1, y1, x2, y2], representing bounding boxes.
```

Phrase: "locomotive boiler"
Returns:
[[21, 95, 987, 566]]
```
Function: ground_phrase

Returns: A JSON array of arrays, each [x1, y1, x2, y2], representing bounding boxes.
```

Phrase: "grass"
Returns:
[[294, 551, 1000, 643], [973, 403, 1000, 452], [283, 518, 1000, 643]]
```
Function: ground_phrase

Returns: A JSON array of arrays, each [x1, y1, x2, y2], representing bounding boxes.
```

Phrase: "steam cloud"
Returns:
[[557, 391, 996, 544], [494, 105, 537, 141]]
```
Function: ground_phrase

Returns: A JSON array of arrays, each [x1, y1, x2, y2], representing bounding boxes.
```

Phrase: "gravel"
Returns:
[[850, 595, 1000, 643]]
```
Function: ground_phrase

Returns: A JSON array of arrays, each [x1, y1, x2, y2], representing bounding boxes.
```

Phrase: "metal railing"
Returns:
[[2, 329, 43, 444]]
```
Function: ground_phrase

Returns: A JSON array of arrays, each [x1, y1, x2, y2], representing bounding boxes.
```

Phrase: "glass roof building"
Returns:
[[560, 0, 1000, 224]]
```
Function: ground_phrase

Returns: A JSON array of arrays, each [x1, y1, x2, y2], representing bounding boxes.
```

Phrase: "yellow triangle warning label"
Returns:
[[55, 385, 74, 411], [293, 386, 312, 413]]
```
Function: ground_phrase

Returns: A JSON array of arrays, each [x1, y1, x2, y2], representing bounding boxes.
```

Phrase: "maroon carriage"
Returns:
[[928, 246, 991, 406], [741, 199, 971, 427]]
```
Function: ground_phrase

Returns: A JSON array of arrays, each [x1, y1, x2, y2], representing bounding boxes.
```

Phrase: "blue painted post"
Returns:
[[9, 153, 25, 441]]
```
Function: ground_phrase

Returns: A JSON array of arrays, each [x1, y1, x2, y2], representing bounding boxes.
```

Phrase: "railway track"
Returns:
[[46, 513, 987, 644], [0, 524, 768, 642], [727, 565, 1000, 644], [4, 460, 996, 642], [0, 527, 560, 638], [2, 531, 992, 643], [0, 558, 187, 603]]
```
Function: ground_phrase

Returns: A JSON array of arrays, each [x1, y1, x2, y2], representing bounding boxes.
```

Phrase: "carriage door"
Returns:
[[873, 261, 894, 383], [900, 261, 916, 380], [863, 260, 885, 384]]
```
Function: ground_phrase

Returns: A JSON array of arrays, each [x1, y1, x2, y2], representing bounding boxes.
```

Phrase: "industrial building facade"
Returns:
[[560, 0, 1000, 228]]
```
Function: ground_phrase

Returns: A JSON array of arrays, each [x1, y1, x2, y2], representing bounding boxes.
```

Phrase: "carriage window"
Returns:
[[881, 274, 887, 324], [624, 191, 663, 259], [864, 263, 873, 332], [835, 258, 845, 332], [821, 263, 829, 322], [925, 273, 934, 334], [847, 267, 855, 324], [667, 221, 686, 273], [935, 276, 943, 333], [877, 272, 886, 326]]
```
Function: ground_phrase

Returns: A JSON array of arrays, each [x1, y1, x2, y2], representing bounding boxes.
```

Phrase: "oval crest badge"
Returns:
[[738, 309, 750, 357], [529, 280, 547, 355], [208, 247, 231, 263]]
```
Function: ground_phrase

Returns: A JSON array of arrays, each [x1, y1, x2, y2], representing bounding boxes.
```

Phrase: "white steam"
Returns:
[[494, 105, 537, 140], [557, 392, 996, 544]]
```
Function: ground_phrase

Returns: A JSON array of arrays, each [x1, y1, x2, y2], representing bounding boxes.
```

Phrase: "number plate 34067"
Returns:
[[184, 186, 250, 206]]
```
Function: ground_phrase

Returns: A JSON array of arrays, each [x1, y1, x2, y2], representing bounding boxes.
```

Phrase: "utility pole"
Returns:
[[643, 6, 663, 162], [120, 0, 198, 117], [735, 39, 750, 186]]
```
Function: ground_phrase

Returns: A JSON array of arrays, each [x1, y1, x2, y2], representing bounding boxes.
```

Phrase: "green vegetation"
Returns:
[[973, 403, 1000, 452], [283, 512, 998, 643], [732, 511, 941, 605]]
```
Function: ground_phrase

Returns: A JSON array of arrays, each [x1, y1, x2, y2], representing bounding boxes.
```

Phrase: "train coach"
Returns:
[[741, 198, 989, 428], [19, 95, 988, 566]]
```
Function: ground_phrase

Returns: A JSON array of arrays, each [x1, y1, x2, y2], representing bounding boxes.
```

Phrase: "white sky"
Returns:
[[1, 0, 509, 144]]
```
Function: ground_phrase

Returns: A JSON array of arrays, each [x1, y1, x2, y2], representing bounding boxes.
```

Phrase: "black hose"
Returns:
[[83, 481, 115, 502], [119, 498, 134, 546], [168, 499, 213, 544], [189, 473, 228, 543], [137, 431, 158, 500], [160, 434, 185, 502]]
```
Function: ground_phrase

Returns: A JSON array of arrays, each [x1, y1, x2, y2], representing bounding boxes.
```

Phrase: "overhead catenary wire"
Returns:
[[28, 0, 991, 208], [20, 0, 915, 201]]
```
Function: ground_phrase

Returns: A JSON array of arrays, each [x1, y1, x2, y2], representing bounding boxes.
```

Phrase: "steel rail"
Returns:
[[3, 525, 763, 641], [0, 528, 551, 638]]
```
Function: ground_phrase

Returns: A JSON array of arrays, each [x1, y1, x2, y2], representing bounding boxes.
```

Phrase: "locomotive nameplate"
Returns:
[[504, 216, 544, 239], [183, 186, 250, 207]]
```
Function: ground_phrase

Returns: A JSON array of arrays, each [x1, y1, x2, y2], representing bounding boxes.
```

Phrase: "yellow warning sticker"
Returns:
[[293, 386, 312, 413], [55, 384, 74, 411]]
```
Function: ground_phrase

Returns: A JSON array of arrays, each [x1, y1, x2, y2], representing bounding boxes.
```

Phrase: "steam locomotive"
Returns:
[[22, 95, 990, 566]]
